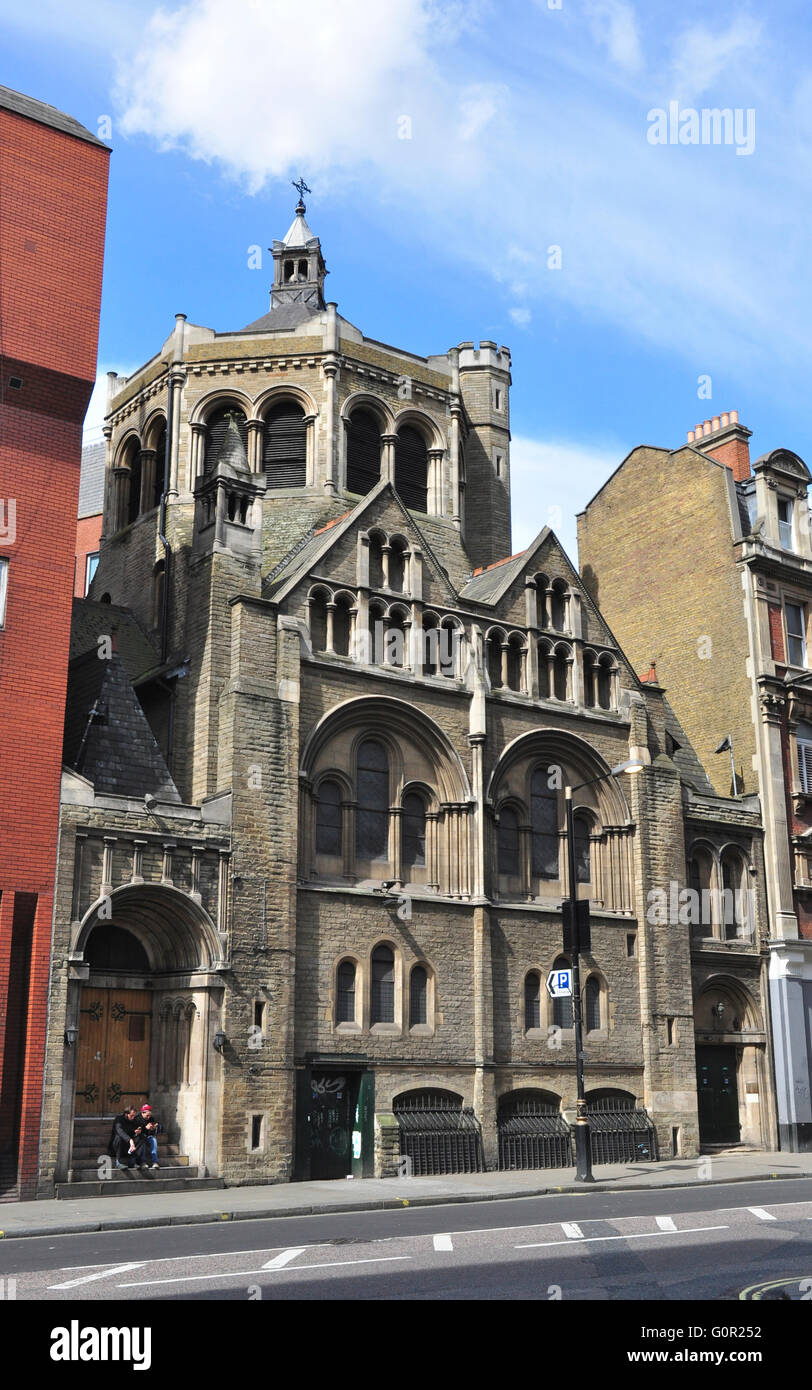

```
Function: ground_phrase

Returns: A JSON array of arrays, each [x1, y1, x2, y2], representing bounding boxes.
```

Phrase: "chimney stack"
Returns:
[[686, 409, 751, 482]]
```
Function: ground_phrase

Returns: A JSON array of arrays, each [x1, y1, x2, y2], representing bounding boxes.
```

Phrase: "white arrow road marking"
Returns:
[[433, 1234, 453, 1251], [262, 1247, 307, 1269], [119, 1255, 411, 1288], [655, 1216, 677, 1232], [561, 1222, 584, 1239], [748, 1207, 776, 1221], [49, 1262, 144, 1289]]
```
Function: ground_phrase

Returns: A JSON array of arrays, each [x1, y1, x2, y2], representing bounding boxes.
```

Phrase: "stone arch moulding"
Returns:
[[189, 389, 254, 426], [252, 382, 320, 421], [72, 883, 226, 974], [300, 695, 473, 804], [392, 407, 447, 451], [340, 390, 396, 434], [694, 974, 762, 1033], [143, 410, 168, 451], [487, 727, 631, 824]]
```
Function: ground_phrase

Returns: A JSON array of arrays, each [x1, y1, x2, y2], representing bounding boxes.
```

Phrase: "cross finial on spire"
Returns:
[[292, 176, 311, 211]]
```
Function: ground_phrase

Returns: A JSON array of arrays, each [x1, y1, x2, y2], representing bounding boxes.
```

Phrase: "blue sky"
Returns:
[[2, 0, 811, 562]]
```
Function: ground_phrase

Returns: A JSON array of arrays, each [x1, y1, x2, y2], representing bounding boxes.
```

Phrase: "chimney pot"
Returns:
[[721, 412, 729, 427], [712, 416, 720, 431], [687, 430, 695, 443], [730, 409, 739, 423]]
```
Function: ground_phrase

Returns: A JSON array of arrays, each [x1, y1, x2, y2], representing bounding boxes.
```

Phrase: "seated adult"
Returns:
[[137, 1104, 163, 1168], [107, 1105, 140, 1168]]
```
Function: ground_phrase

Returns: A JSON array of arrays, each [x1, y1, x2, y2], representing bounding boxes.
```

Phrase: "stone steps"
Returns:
[[56, 1170, 224, 1199]]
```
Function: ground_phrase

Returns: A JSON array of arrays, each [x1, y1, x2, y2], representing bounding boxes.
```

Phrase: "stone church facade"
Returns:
[[37, 198, 777, 1194]]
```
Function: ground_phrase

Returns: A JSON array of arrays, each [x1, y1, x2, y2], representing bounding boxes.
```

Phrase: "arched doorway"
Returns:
[[694, 979, 766, 1148], [62, 885, 224, 1180]]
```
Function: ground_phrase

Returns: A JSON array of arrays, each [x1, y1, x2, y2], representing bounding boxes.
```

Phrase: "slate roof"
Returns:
[[459, 549, 530, 604], [78, 441, 106, 518], [662, 696, 715, 795], [240, 299, 321, 334], [0, 83, 109, 148], [63, 649, 179, 801], [70, 599, 159, 685]]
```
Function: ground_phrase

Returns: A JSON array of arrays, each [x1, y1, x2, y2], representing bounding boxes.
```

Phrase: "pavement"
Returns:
[[2, 1149, 812, 1240]]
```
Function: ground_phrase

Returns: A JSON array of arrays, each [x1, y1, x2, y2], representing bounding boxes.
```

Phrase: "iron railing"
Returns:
[[587, 1094, 657, 1164], [498, 1095, 573, 1171], [394, 1091, 484, 1176]]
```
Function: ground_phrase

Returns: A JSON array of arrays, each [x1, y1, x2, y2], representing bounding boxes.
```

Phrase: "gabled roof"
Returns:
[[264, 479, 458, 604], [282, 208, 315, 248], [459, 544, 537, 604]]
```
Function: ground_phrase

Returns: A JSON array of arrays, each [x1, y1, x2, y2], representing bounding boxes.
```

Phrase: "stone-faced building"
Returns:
[[37, 203, 777, 1195], [578, 412, 812, 1152]]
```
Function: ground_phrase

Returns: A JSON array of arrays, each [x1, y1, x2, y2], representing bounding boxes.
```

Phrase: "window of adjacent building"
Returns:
[[370, 945, 395, 1024], [336, 960, 356, 1023], [797, 721, 812, 794], [316, 780, 342, 856], [356, 739, 389, 861], [531, 771, 559, 879], [778, 496, 794, 550], [524, 971, 541, 1031], [84, 552, 99, 595], [785, 601, 807, 667], [409, 965, 428, 1027], [0, 558, 8, 628]]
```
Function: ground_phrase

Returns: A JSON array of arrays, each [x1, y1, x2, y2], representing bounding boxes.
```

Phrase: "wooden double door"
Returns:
[[696, 1045, 741, 1145], [74, 986, 152, 1116]]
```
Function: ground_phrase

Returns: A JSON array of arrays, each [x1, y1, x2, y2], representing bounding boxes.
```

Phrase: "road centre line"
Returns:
[[118, 1255, 412, 1287], [433, 1234, 453, 1251], [517, 1224, 728, 1249], [655, 1216, 677, 1231], [748, 1207, 777, 1221], [561, 1222, 584, 1239], [262, 1248, 307, 1269]]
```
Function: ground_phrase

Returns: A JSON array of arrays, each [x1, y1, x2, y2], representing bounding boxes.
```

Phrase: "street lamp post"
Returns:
[[564, 759, 644, 1184]]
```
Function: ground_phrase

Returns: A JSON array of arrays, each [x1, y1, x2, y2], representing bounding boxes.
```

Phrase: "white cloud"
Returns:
[[586, 1, 643, 74], [669, 17, 763, 102], [509, 307, 531, 327], [509, 435, 622, 564]]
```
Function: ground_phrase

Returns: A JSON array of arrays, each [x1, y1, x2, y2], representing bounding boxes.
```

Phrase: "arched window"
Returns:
[[531, 770, 559, 879], [597, 656, 614, 710], [310, 591, 328, 652], [409, 965, 428, 1027], [524, 971, 541, 1031], [395, 426, 428, 512], [689, 847, 714, 938], [336, 960, 356, 1023], [369, 603, 386, 664], [347, 409, 381, 496], [389, 539, 407, 593], [552, 956, 573, 1028], [333, 595, 352, 656], [205, 407, 247, 476], [151, 424, 167, 510], [538, 643, 551, 698], [126, 442, 142, 526], [585, 976, 601, 1032], [721, 849, 748, 939], [574, 813, 591, 884], [368, 534, 385, 590], [371, 944, 395, 1023], [385, 609, 407, 668], [550, 580, 568, 632], [487, 631, 504, 689], [498, 806, 520, 877], [356, 739, 389, 861], [506, 636, 525, 692], [553, 649, 570, 701], [535, 575, 549, 629], [440, 619, 460, 678], [402, 792, 426, 870], [263, 401, 307, 487], [316, 780, 342, 857], [422, 616, 439, 676]]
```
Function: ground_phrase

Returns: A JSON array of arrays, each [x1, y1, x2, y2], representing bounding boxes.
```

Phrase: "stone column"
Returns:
[[381, 434, 397, 485], [190, 422, 207, 485], [428, 448, 444, 515], [247, 419, 264, 474], [139, 449, 157, 513]]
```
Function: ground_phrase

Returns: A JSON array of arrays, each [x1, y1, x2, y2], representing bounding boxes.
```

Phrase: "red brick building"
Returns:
[[0, 86, 109, 1197], [74, 442, 105, 596]]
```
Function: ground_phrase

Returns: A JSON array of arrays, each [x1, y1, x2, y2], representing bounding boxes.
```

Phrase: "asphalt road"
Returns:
[[2, 1178, 810, 1301]]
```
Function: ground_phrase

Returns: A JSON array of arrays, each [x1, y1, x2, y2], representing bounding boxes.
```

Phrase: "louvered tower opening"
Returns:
[[346, 409, 381, 496], [263, 402, 307, 487], [394, 426, 428, 512], [205, 409, 248, 477]]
